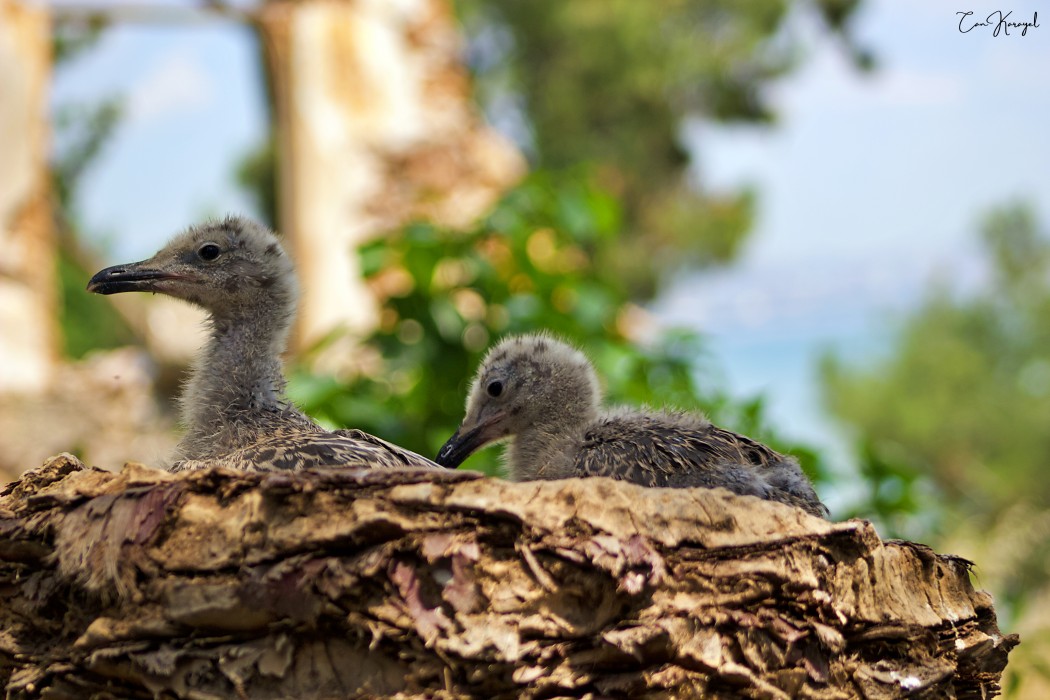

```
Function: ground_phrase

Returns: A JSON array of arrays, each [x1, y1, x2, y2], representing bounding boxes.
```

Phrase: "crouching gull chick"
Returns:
[[87, 215, 438, 472], [436, 333, 828, 517]]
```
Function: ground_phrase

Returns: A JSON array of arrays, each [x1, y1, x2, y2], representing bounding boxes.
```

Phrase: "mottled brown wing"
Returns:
[[576, 414, 828, 518], [331, 429, 441, 470], [172, 430, 439, 472], [575, 414, 774, 495], [703, 425, 784, 469], [707, 426, 830, 518]]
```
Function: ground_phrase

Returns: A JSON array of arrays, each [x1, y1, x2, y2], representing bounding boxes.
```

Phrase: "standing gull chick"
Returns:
[[87, 216, 437, 472], [436, 334, 828, 517]]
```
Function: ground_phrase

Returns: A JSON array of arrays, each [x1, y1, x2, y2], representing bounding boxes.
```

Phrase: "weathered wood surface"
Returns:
[[0, 454, 1017, 699]]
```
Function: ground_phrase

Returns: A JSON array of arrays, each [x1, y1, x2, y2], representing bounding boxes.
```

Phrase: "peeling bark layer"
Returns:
[[0, 454, 1017, 699]]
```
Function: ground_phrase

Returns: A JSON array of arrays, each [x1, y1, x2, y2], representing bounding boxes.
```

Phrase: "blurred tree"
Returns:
[[820, 205, 1050, 687], [239, 0, 870, 297], [204, 0, 847, 497], [822, 203, 1050, 523], [49, 23, 136, 359], [235, 134, 277, 228], [291, 169, 830, 484], [261, 0, 863, 486], [456, 0, 871, 297]]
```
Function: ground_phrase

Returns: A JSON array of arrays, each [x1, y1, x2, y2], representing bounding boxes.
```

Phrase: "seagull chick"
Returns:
[[436, 333, 828, 517], [87, 215, 437, 472]]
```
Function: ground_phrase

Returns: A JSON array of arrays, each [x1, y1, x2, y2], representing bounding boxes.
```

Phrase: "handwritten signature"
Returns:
[[957, 10, 1039, 36]]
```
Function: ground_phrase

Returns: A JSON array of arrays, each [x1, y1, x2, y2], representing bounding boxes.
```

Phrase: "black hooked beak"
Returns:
[[87, 262, 181, 295], [435, 425, 486, 469], [436, 409, 510, 469]]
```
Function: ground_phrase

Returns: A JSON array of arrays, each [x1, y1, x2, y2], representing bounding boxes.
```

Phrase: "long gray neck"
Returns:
[[505, 405, 598, 481], [505, 427, 580, 481], [174, 298, 297, 461]]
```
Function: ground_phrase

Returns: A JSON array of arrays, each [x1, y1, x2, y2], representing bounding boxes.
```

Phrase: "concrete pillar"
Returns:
[[257, 0, 524, 363], [0, 0, 55, 393]]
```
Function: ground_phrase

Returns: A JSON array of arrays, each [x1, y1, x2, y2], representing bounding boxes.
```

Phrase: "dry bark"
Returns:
[[0, 454, 1017, 699]]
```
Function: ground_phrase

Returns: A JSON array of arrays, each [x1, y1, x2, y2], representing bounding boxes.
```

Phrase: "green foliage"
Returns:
[[826, 437, 941, 542], [50, 33, 131, 359], [822, 205, 1050, 694], [52, 17, 109, 65], [56, 244, 136, 359], [52, 100, 122, 211], [237, 1, 870, 298], [457, 0, 869, 297], [235, 135, 278, 228], [822, 203, 1050, 526], [237, 0, 853, 485], [290, 170, 829, 481]]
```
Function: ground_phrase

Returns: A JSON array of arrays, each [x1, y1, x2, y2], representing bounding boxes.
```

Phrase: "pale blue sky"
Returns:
[[50, 0, 1050, 505], [52, 15, 268, 258], [658, 0, 1050, 484]]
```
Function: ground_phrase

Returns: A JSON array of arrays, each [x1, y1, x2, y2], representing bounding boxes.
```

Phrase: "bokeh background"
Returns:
[[1, 0, 1047, 694]]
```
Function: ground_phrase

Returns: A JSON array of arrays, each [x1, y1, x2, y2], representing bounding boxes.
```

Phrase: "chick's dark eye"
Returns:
[[198, 243, 221, 261], [486, 380, 504, 398]]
